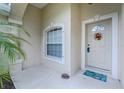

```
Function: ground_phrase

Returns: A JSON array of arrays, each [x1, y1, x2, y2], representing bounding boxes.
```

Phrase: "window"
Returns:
[[45, 26, 63, 62], [92, 25, 105, 32]]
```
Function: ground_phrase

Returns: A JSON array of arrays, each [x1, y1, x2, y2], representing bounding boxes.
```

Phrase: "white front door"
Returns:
[[86, 19, 112, 71]]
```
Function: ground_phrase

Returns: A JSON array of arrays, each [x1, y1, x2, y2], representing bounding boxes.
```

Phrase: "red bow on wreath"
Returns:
[[95, 33, 102, 40]]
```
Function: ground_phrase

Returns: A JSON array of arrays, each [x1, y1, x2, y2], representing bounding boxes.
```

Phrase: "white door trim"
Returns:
[[81, 12, 119, 79]]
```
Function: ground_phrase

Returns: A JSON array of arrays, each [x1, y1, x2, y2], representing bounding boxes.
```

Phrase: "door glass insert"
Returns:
[[92, 25, 105, 32]]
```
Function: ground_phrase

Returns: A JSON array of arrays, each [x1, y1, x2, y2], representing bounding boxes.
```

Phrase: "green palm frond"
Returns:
[[0, 21, 30, 88], [0, 33, 26, 62], [0, 31, 31, 45], [0, 21, 30, 37], [0, 21, 30, 62], [0, 72, 11, 88]]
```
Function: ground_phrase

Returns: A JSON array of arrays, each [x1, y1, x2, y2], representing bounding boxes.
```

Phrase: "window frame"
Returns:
[[42, 24, 65, 64]]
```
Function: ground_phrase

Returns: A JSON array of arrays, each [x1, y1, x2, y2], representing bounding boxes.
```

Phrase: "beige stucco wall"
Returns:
[[81, 4, 121, 20], [10, 3, 28, 21], [120, 4, 124, 88], [70, 4, 81, 75], [41, 4, 71, 74], [21, 4, 42, 69]]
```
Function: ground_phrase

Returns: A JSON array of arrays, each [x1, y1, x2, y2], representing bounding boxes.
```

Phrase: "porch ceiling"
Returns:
[[31, 3, 48, 9]]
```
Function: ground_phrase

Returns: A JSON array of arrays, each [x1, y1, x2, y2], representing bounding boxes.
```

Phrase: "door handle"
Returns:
[[87, 47, 90, 53]]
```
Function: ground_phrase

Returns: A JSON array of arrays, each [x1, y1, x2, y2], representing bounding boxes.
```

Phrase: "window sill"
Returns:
[[44, 55, 64, 64]]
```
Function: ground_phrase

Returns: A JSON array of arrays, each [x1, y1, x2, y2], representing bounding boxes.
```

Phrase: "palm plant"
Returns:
[[0, 21, 30, 88], [0, 72, 11, 88]]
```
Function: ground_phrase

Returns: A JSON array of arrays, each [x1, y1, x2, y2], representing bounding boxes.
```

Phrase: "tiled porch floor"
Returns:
[[11, 65, 122, 89]]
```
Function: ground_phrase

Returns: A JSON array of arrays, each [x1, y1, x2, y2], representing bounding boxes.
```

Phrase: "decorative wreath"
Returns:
[[95, 33, 102, 40]]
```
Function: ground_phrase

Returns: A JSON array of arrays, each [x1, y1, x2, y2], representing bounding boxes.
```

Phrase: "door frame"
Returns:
[[81, 12, 118, 79]]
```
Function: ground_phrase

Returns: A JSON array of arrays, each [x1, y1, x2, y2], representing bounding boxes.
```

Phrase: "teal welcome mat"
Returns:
[[83, 70, 107, 82]]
